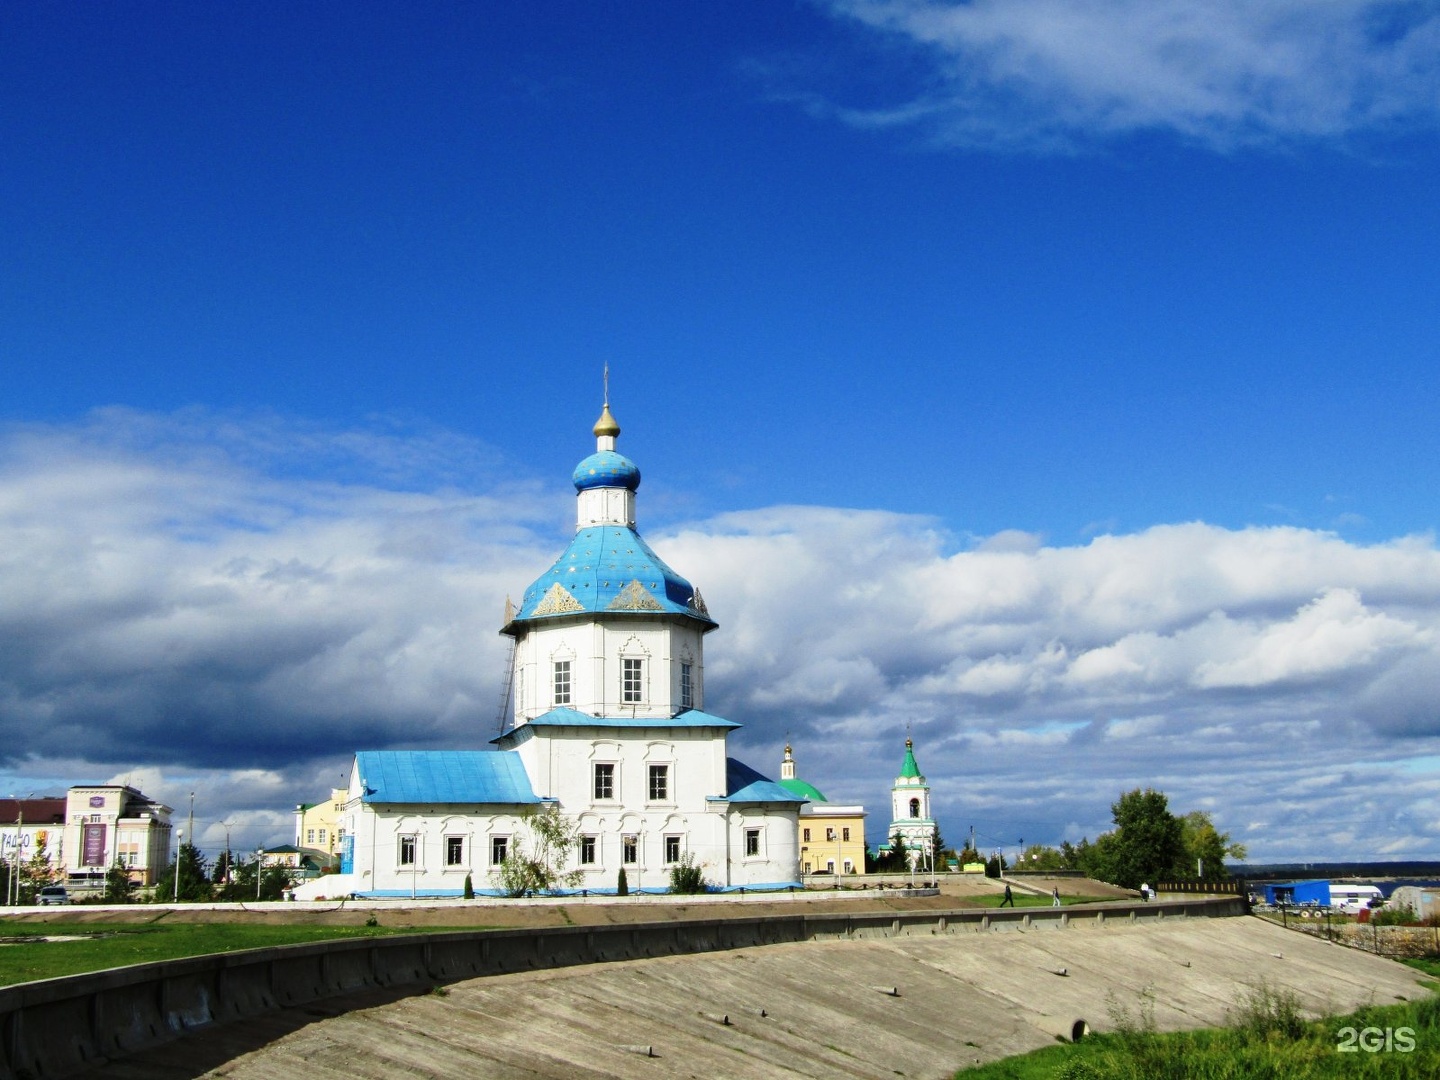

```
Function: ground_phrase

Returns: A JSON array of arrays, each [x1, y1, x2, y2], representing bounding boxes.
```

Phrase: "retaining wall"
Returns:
[[0, 896, 1244, 1080]]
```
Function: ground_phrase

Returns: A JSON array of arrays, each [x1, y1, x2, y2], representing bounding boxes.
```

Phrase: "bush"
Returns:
[[617, 867, 628, 896], [463, 873, 474, 899], [668, 853, 707, 894], [1229, 980, 1308, 1041], [1373, 904, 1416, 926]]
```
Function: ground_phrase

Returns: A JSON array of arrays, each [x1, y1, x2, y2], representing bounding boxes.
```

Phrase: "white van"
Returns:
[[1329, 884, 1384, 915]]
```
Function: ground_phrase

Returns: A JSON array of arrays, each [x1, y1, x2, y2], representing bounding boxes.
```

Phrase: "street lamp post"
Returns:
[[173, 829, 184, 903], [256, 848, 265, 901]]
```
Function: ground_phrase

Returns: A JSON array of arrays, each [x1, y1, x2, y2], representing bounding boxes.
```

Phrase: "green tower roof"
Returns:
[[899, 737, 921, 779]]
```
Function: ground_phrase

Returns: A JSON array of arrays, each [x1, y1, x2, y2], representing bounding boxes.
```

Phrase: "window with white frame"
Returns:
[[648, 763, 669, 802], [622, 834, 638, 864], [664, 835, 682, 864], [680, 661, 693, 709], [398, 835, 416, 866], [744, 828, 761, 857], [553, 660, 571, 706], [319, 828, 327, 845], [307, 829, 315, 844], [580, 835, 597, 865], [825, 827, 835, 841], [593, 762, 615, 801], [622, 657, 644, 703], [490, 835, 509, 865], [445, 836, 464, 866]]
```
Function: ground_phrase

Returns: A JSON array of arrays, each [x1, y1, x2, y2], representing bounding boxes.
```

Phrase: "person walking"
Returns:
[[1052, 887, 1061, 907], [1001, 883, 1014, 907]]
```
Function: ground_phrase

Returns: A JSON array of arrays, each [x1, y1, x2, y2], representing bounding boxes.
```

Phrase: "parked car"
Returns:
[[37, 885, 70, 906]]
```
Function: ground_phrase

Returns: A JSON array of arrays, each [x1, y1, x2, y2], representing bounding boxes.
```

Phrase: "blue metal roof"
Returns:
[[714, 758, 808, 804], [511, 524, 716, 627], [493, 707, 740, 747], [573, 450, 641, 492], [354, 750, 540, 805]]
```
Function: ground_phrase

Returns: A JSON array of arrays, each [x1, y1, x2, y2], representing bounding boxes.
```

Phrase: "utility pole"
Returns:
[[221, 821, 233, 888], [173, 829, 184, 903]]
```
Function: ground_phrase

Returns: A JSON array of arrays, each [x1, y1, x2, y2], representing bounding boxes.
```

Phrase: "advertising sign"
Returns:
[[82, 823, 107, 866]]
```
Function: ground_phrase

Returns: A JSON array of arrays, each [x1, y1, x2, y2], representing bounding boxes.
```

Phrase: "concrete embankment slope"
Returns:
[[89, 915, 1428, 1080]]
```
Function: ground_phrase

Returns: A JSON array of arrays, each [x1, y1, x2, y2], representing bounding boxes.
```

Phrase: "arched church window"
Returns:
[[909, 798, 920, 818]]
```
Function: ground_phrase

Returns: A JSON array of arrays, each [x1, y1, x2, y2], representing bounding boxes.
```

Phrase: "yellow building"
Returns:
[[293, 787, 347, 861], [778, 745, 867, 876]]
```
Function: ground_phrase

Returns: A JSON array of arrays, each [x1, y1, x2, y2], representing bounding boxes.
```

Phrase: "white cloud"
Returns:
[[4, 411, 1440, 859], [813, 0, 1440, 149]]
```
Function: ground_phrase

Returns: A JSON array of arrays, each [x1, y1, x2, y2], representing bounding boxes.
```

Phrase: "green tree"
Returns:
[[463, 873, 474, 899], [1060, 839, 1092, 871], [210, 849, 236, 886], [258, 863, 292, 901], [1177, 811, 1247, 879], [1087, 788, 1185, 890], [104, 861, 135, 903], [867, 832, 910, 874], [152, 842, 213, 902], [668, 852, 708, 894], [931, 827, 950, 867], [1018, 844, 1069, 872], [16, 837, 59, 903], [216, 856, 257, 901], [616, 867, 629, 896], [492, 804, 583, 897]]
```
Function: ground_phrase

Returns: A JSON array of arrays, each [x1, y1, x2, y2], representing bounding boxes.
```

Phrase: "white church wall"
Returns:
[[516, 617, 707, 721], [724, 804, 801, 888], [346, 800, 533, 896]]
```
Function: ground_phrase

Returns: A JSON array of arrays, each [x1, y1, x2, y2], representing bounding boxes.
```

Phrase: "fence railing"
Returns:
[[1155, 879, 1245, 895]]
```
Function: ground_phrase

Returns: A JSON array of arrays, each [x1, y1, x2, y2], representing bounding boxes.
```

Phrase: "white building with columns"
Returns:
[[314, 400, 804, 897]]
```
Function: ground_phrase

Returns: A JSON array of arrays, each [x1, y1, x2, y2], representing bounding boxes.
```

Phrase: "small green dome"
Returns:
[[778, 776, 827, 802]]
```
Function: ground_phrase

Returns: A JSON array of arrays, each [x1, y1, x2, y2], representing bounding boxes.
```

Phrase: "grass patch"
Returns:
[[956, 983, 1440, 1078], [0, 922, 486, 987], [1405, 955, 1440, 980]]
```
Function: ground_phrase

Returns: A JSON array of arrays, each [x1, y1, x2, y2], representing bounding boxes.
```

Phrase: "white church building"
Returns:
[[311, 399, 804, 897], [881, 737, 938, 869]]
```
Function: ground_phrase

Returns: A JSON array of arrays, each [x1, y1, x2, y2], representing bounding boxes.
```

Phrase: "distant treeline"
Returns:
[[1229, 861, 1440, 882]]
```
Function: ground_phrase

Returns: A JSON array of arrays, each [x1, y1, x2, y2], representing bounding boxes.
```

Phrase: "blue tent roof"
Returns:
[[355, 750, 540, 805], [493, 707, 740, 747], [510, 524, 716, 628], [714, 758, 807, 804]]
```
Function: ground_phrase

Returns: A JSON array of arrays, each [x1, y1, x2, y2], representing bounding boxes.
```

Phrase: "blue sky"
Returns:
[[3, 2, 1439, 863]]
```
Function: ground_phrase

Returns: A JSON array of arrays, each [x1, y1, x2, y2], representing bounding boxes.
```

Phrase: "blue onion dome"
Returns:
[[573, 450, 641, 492]]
